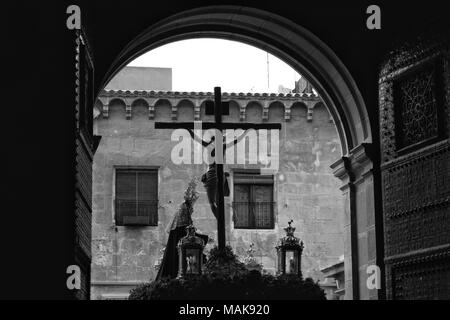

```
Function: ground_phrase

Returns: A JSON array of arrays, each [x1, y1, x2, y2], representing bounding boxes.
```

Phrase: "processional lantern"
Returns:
[[276, 220, 304, 276], [177, 225, 205, 277]]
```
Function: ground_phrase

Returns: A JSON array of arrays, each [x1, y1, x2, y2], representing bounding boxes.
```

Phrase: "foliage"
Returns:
[[182, 178, 199, 217], [129, 270, 325, 300], [129, 179, 325, 300], [203, 245, 248, 276], [241, 243, 264, 272], [129, 245, 325, 300]]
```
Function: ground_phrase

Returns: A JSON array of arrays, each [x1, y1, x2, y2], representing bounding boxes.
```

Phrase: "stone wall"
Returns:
[[91, 92, 344, 299]]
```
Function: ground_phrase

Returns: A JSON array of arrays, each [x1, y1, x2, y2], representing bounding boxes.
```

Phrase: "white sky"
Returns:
[[128, 38, 301, 93]]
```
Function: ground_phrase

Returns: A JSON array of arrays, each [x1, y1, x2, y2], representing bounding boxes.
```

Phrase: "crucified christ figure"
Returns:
[[187, 129, 248, 220]]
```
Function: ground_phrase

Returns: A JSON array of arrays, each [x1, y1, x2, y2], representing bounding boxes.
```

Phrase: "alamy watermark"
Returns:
[[66, 265, 81, 290], [366, 265, 381, 290], [366, 5, 381, 30], [66, 5, 81, 30]]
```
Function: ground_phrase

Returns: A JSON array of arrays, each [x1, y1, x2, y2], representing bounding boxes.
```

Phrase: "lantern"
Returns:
[[177, 224, 205, 277], [276, 220, 304, 276]]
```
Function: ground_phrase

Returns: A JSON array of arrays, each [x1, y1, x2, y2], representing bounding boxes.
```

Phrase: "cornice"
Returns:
[[96, 89, 325, 122], [381, 138, 450, 171], [98, 89, 320, 101]]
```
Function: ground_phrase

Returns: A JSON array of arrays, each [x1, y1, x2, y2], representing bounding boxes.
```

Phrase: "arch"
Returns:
[[177, 99, 195, 121], [176, 98, 195, 107], [131, 98, 149, 118], [223, 100, 240, 122], [108, 98, 127, 119], [197, 98, 213, 108], [154, 98, 172, 107], [227, 99, 241, 109], [200, 100, 214, 121], [290, 102, 308, 121], [96, 6, 378, 300], [131, 98, 149, 108], [154, 98, 172, 120], [245, 101, 263, 123], [312, 101, 330, 123], [99, 6, 372, 155], [268, 100, 284, 108], [245, 100, 263, 109], [268, 101, 285, 122], [108, 97, 126, 108]]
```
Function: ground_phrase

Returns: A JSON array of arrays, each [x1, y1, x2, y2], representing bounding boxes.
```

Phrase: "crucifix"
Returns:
[[155, 87, 281, 251]]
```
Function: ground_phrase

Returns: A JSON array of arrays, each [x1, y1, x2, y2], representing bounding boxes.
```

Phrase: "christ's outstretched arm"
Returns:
[[187, 129, 249, 150], [224, 129, 249, 150], [187, 129, 212, 147]]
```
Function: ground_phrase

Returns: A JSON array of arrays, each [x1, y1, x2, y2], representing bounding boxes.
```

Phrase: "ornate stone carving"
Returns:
[[379, 81, 397, 162], [379, 24, 450, 300], [194, 104, 201, 120], [262, 101, 269, 121], [387, 245, 450, 299], [74, 28, 95, 301], [239, 105, 246, 121], [394, 65, 439, 149], [126, 104, 132, 119]]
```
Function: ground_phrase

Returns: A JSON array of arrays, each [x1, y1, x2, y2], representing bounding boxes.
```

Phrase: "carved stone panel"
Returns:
[[394, 65, 439, 150], [389, 250, 450, 300], [379, 81, 397, 163], [379, 28, 449, 300], [74, 29, 94, 300]]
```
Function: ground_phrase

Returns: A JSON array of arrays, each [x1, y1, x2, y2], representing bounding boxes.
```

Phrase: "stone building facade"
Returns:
[[90, 85, 345, 299]]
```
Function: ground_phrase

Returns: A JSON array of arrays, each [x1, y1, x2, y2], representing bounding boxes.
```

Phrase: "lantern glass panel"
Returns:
[[286, 250, 297, 274], [185, 248, 200, 274]]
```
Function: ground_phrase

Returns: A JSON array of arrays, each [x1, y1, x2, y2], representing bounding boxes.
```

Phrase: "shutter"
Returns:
[[115, 171, 137, 225], [252, 185, 274, 228], [137, 170, 158, 200], [136, 170, 158, 225], [115, 169, 159, 226], [233, 184, 251, 228], [233, 172, 274, 229], [116, 171, 137, 199]]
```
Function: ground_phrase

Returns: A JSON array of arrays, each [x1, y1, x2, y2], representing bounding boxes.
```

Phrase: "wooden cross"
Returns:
[[155, 87, 281, 251]]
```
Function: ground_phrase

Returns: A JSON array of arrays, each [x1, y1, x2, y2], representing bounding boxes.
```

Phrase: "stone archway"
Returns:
[[98, 6, 381, 299]]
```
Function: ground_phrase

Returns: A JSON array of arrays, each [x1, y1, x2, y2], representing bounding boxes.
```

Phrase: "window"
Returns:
[[115, 169, 158, 226], [233, 171, 275, 229]]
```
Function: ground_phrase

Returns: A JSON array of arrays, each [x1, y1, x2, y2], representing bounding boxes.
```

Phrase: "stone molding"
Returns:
[[330, 143, 376, 300], [385, 243, 450, 266], [96, 89, 323, 121], [331, 143, 374, 184], [381, 138, 450, 171]]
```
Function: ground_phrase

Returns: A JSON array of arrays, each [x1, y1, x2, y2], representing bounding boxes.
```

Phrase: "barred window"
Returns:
[[115, 169, 158, 226], [233, 171, 274, 229]]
